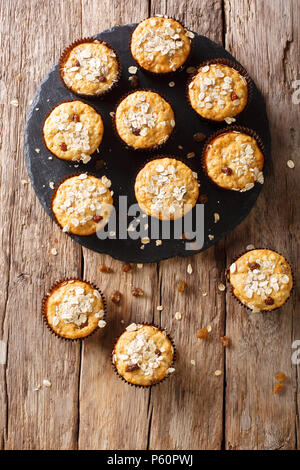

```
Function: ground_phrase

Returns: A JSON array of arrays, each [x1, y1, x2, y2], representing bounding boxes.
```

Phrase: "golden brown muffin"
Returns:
[[113, 323, 175, 386], [188, 63, 248, 122], [135, 157, 199, 220], [52, 173, 113, 236], [43, 101, 104, 163], [43, 280, 106, 340], [228, 249, 293, 312], [130, 16, 192, 74], [203, 131, 264, 191], [114, 91, 175, 150], [59, 39, 120, 96]]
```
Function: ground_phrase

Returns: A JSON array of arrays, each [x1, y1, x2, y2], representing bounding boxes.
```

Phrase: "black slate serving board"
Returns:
[[25, 24, 270, 263]]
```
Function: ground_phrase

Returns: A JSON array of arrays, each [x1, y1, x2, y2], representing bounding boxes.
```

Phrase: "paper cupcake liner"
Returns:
[[112, 89, 176, 152], [201, 125, 265, 192], [111, 323, 176, 388], [42, 278, 107, 341], [58, 37, 121, 99], [225, 248, 295, 313], [50, 171, 112, 236], [186, 57, 253, 124], [42, 99, 104, 162], [129, 17, 194, 78]]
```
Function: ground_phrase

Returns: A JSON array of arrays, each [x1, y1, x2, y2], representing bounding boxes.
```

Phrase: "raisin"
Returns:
[[275, 372, 287, 383], [220, 336, 230, 347], [125, 364, 139, 372], [155, 349, 161, 356], [221, 167, 233, 175], [79, 319, 89, 329], [73, 114, 80, 122], [131, 127, 140, 136], [198, 194, 208, 204], [111, 290, 121, 303], [95, 159, 105, 170], [265, 297, 274, 305], [249, 262, 260, 271], [129, 75, 139, 88], [273, 383, 284, 394], [122, 263, 132, 273], [75, 60, 80, 67], [99, 76, 107, 82], [99, 265, 112, 273], [231, 92, 239, 101], [60, 143, 67, 151], [93, 215, 103, 223], [197, 328, 209, 339], [177, 281, 187, 293], [131, 287, 144, 297], [193, 132, 206, 143]]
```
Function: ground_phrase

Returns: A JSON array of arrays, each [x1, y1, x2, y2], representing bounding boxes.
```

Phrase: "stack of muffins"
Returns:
[[39, 16, 293, 388]]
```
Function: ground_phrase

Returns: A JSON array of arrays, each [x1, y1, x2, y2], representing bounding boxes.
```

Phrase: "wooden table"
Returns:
[[1, 0, 299, 450]]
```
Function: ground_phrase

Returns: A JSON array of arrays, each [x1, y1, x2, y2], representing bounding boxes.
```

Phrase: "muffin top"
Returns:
[[113, 323, 175, 386], [131, 16, 192, 74], [188, 63, 248, 121], [60, 40, 119, 96], [44, 280, 106, 339], [135, 157, 199, 220], [52, 173, 113, 236], [43, 101, 104, 162], [228, 249, 293, 312], [203, 131, 264, 191], [115, 91, 175, 149]]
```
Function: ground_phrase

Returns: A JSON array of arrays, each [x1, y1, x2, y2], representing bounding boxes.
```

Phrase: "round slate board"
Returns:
[[25, 24, 270, 263]]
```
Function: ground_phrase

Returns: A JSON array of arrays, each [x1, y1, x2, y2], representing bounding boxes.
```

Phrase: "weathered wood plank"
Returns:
[[148, 0, 225, 450], [1, 0, 83, 450], [78, 0, 157, 450], [1, 0, 299, 451], [223, 0, 300, 450]]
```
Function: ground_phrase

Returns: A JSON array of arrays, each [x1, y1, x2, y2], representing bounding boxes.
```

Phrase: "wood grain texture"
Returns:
[[0, 0, 299, 450], [223, 0, 300, 450], [0, 0, 83, 450], [78, 0, 155, 450], [149, 0, 225, 450]]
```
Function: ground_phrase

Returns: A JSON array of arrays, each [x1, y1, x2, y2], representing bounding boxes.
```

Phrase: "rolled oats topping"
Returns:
[[131, 17, 191, 74], [43, 101, 104, 162], [44, 280, 105, 340], [114, 324, 175, 386], [242, 258, 290, 301], [60, 41, 119, 96], [228, 249, 293, 311], [188, 64, 248, 121], [204, 131, 264, 192], [115, 91, 175, 149], [52, 286, 102, 327], [135, 158, 199, 220], [123, 94, 158, 136], [52, 174, 113, 236]]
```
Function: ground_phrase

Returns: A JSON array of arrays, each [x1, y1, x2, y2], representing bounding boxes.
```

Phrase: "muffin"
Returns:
[[43, 101, 104, 163], [114, 90, 175, 150], [188, 62, 249, 122], [59, 39, 120, 97], [227, 249, 293, 312], [112, 323, 175, 386], [202, 130, 264, 191], [52, 173, 113, 236], [134, 157, 199, 220], [43, 279, 106, 340], [130, 16, 192, 74]]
